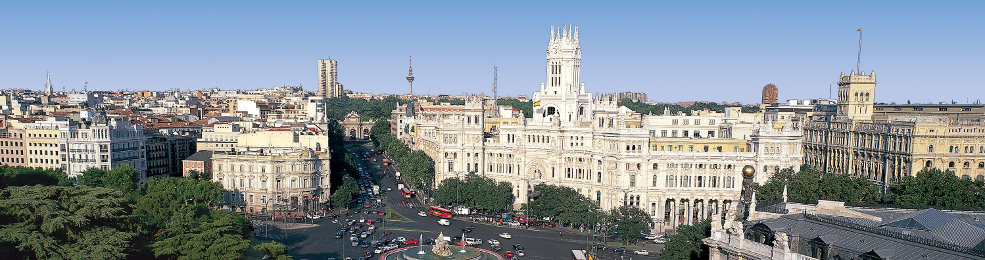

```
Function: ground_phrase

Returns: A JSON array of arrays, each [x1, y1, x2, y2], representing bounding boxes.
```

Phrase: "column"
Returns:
[[685, 199, 693, 225], [670, 199, 678, 227]]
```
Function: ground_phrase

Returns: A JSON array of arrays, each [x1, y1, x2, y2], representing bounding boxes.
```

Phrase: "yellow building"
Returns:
[[911, 120, 985, 181], [24, 119, 67, 170]]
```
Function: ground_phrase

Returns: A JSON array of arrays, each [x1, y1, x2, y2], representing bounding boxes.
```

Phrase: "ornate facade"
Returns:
[[803, 71, 985, 186], [212, 147, 331, 213], [391, 25, 803, 232]]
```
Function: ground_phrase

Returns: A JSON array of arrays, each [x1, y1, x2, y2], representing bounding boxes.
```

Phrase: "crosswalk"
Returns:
[[257, 234, 287, 240]]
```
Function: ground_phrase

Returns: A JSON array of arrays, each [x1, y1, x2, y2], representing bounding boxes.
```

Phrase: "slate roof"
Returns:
[[749, 208, 985, 259]]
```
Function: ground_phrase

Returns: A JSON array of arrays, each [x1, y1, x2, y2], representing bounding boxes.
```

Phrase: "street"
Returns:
[[260, 142, 662, 259]]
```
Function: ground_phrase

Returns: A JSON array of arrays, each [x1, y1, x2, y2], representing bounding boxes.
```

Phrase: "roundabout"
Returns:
[[379, 232, 503, 260]]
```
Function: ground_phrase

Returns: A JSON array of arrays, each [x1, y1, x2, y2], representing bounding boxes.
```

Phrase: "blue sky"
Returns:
[[1, 1, 983, 104]]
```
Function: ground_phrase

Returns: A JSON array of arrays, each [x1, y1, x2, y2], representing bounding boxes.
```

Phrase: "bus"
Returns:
[[400, 188, 413, 199], [429, 206, 453, 218]]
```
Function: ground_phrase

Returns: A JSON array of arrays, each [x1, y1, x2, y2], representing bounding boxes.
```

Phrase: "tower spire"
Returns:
[[406, 56, 415, 96], [492, 66, 498, 100], [44, 71, 53, 94]]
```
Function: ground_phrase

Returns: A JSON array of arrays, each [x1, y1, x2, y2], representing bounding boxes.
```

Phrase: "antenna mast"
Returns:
[[856, 28, 863, 73], [492, 66, 498, 100]]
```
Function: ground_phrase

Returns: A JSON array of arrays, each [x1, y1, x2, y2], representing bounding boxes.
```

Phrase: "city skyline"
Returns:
[[2, 1, 983, 104]]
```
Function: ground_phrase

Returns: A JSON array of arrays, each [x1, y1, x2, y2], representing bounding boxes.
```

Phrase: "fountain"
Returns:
[[379, 232, 503, 260]]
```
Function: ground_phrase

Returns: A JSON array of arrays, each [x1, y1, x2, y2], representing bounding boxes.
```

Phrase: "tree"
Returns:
[[524, 184, 602, 227], [605, 205, 652, 245], [254, 241, 293, 260], [79, 167, 108, 187], [331, 175, 358, 209], [0, 185, 138, 259], [103, 164, 140, 196], [0, 166, 71, 188], [755, 165, 880, 204], [496, 98, 533, 118], [134, 177, 223, 227], [890, 168, 985, 209], [433, 174, 514, 211], [150, 205, 250, 259], [658, 219, 711, 260], [370, 119, 435, 190]]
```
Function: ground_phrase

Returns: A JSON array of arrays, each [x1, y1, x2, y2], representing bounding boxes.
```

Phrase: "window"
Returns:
[[630, 175, 636, 187], [928, 145, 934, 153], [652, 175, 657, 186], [652, 163, 658, 170]]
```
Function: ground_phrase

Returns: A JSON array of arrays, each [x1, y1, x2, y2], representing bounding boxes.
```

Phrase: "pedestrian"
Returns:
[[559, 231, 562, 237]]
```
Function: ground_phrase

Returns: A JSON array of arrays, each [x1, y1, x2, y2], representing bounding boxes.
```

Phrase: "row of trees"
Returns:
[[433, 174, 513, 211], [618, 98, 761, 116], [755, 165, 881, 204], [369, 120, 435, 190], [522, 184, 652, 244], [0, 165, 286, 259], [323, 96, 401, 121], [756, 165, 985, 210]]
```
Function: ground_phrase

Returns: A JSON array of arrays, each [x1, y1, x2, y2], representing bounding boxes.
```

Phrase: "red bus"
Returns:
[[382, 159, 390, 166], [429, 206, 453, 218], [400, 188, 413, 199]]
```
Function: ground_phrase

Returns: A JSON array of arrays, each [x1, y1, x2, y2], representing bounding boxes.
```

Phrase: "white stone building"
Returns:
[[58, 116, 147, 182], [391, 25, 803, 232]]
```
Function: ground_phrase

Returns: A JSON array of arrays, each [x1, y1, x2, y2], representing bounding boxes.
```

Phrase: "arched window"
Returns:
[[964, 162, 970, 168], [979, 162, 984, 169], [652, 163, 658, 170], [928, 145, 934, 153], [948, 162, 955, 168], [926, 160, 933, 168]]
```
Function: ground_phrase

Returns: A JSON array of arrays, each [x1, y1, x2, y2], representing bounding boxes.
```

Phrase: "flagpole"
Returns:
[[857, 28, 863, 73]]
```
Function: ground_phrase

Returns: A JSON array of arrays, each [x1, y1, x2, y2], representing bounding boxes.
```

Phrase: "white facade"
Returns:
[[212, 147, 331, 213], [58, 117, 147, 182], [392, 26, 804, 232]]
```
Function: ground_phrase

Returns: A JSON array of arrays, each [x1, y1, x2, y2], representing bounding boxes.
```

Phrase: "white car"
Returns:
[[374, 248, 384, 254], [634, 249, 650, 255], [498, 233, 512, 239], [417, 211, 428, 217], [438, 219, 451, 226], [395, 237, 406, 242], [643, 233, 658, 240], [488, 239, 500, 246]]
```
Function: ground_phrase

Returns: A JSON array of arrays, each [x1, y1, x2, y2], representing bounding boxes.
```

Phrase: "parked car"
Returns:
[[498, 233, 512, 239], [634, 249, 650, 255]]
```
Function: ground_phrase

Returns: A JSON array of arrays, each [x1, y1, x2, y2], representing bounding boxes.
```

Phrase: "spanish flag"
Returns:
[[533, 100, 541, 107]]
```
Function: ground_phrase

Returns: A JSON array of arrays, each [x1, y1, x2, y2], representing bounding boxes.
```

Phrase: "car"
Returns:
[[654, 235, 669, 243], [351, 238, 359, 247], [335, 230, 344, 238], [395, 237, 406, 242], [362, 251, 373, 258], [643, 233, 659, 240], [454, 240, 466, 246], [360, 241, 370, 248], [422, 238, 435, 245], [403, 238, 419, 245], [378, 211, 385, 216], [503, 251, 514, 258], [634, 249, 650, 255], [417, 211, 428, 217], [488, 239, 500, 246], [464, 237, 481, 245], [374, 248, 384, 254], [383, 244, 398, 251], [593, 244, 607, 251], [512, 244, 524, 250], [490, 245, 502, 251], [614, 247, 626, 253], [516, 249, 524, 256], [461, 227, 473, 233], [438, 219, 450, 226], [498, 233, 512, 239]]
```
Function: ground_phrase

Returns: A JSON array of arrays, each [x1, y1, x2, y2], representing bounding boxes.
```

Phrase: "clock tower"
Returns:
[[533, 25, 593, 127]]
